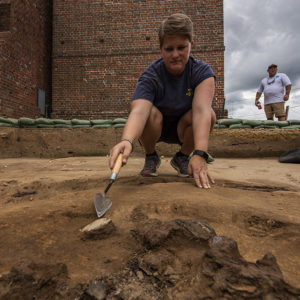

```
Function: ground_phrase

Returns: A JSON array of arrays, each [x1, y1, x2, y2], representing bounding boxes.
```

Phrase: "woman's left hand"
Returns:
[[188, 155, 215, 188]]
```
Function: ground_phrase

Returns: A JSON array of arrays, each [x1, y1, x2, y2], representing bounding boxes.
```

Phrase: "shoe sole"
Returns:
[[140, 160, 161, 177], [170, 159, 189, 178]]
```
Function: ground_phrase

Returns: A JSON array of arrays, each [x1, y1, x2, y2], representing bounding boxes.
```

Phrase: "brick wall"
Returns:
[[52, 0, 225, 120], [0, 0, 52, 119]]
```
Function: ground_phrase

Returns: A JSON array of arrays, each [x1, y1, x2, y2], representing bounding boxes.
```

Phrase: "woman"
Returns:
[[109, 13, 216, 189]]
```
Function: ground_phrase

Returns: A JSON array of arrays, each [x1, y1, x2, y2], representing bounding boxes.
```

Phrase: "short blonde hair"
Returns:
[[158, 13, 193, 47]]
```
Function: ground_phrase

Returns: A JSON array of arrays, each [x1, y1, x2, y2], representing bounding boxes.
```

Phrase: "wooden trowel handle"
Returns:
[[112, 153, 123, 175]]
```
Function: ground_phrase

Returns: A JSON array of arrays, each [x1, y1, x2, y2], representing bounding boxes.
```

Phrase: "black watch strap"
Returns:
[[192, 150, 209, 162]]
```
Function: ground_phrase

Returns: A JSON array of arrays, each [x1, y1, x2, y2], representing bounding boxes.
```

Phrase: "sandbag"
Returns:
[[54, 124, 72, 128], [214, 124, 227, 129], [71, 119, 91, 126], [275, 121, 289, 127], [229, 124, 252, 129], [72, 125, 91, 128], [0, 117, 18, 126], [262, 120, 279, 126], [92, 124, 112, 128], [91, 119, 113, 125], [0, 122, 13, 127], [218, 119, 242, 126], [289, 120, 300, 125], [112, 124, 125, 128], [37, 124, 55, 128], [18, 117, 36, 127], [261, 121, 288, 127], [53, 119, 72, 125], [242, 120, 263, 127], [254, 125, 278, 129], [279, 148, 300, 164], [112, 118, 127, 124], [263, 126, 278, 129], [282, 125, 300, 129], [0, 117, 9, 123], [35, 118, 54, 125]]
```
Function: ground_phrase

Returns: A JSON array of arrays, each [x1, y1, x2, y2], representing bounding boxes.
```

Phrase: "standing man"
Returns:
[[255, 64, 292, 121], [109, 13, 216, 189]]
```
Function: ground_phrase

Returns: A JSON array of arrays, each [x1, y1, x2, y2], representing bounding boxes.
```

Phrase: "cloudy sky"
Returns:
[[224, 0, 300, 120]]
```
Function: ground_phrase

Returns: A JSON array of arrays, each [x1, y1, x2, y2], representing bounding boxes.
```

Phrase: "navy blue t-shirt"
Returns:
[[131, 56, 215, 118]]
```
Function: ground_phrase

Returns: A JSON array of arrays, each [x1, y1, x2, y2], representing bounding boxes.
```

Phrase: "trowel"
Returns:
[[94, 153, 123, 218]]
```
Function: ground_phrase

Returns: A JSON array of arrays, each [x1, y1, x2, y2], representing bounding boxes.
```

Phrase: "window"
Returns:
[[0, 3, 10, 32]]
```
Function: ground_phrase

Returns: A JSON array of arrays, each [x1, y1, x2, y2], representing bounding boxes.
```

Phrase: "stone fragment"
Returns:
[[136, 270, 144, 281], [80, 218, 115, 240], [85, 280, 106, 300]]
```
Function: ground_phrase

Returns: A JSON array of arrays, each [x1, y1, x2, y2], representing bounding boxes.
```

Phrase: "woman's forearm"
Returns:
[[192, 78, 215, 151], [121, 99, 152, 142], [192, 108, 211, 151]]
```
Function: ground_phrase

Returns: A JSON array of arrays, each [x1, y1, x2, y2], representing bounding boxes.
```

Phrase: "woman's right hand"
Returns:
[[109, 140, 133, 169]]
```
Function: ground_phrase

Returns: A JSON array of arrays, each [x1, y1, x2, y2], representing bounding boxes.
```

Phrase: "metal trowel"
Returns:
[[94, 153, 123, 218]]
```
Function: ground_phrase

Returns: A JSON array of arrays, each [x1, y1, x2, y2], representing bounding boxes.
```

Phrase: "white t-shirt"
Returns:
[[257, 73, 291, 105]]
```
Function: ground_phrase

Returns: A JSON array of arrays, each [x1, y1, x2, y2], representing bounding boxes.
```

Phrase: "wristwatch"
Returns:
[[191, 150, 209, 162]]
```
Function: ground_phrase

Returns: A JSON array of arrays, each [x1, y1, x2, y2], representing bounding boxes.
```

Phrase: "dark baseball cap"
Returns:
[[268, 64, 277, 69]]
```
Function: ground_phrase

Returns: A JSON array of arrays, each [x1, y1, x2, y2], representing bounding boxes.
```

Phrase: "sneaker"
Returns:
[[140, 152, 161, 177], [170, 152, 189, 177]]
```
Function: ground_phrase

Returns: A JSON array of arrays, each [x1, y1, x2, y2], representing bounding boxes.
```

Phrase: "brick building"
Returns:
[[0, 0, 52, 118], [1, 0, 225, 120]]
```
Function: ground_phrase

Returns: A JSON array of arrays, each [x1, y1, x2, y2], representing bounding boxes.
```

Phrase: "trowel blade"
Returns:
[[94, 193, 112, 218]]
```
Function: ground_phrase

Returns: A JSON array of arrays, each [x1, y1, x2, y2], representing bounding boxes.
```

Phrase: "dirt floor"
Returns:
[[0, 153, 300, 298]]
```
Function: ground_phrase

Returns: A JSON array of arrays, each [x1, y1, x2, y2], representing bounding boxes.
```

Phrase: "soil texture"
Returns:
[[0, 156, 300, 299]]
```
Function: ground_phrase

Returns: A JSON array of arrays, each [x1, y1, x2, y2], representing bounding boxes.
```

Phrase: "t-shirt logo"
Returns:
[[186, 88, 193, 97]]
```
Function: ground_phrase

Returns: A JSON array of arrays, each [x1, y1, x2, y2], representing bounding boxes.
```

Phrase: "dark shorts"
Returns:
[[158, 115, 182, 145]]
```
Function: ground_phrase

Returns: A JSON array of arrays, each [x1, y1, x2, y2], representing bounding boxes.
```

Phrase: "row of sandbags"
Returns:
[[1, 117, 300, 129], [215, 119, 300, 129], [0, 117, 127, 128]]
